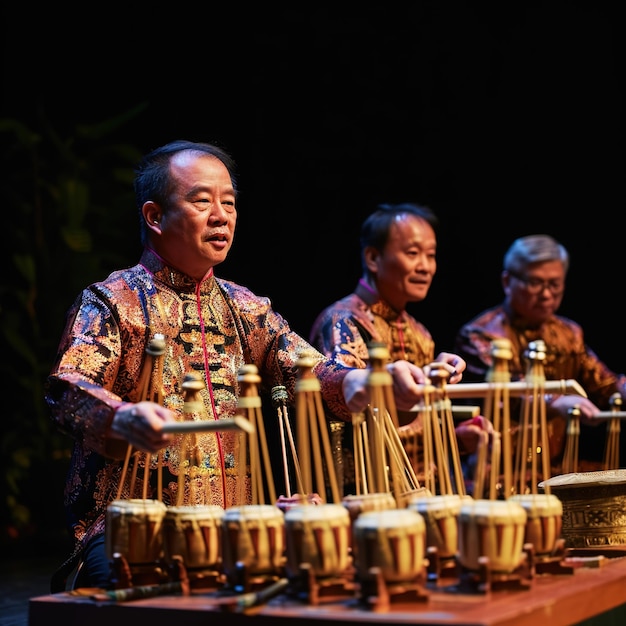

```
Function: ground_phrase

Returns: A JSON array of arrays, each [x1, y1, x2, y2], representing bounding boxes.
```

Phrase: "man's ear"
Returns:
[[501, 270, 512, 292], [364, 246, 380, 274], [142, 201, 161, 227]]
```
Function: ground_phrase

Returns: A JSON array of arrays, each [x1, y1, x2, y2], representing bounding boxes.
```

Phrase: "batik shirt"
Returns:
[[45, 247, 351, 552], [454, 303, 625, 404], [309, 280, 435, 370], [454, 303, 626, 463], [309, 281, 436, 489]]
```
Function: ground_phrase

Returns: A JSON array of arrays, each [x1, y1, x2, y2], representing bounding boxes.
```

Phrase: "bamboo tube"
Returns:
[[352, 411, 373, 495], [272, 385, 307, 498], [294, 351, 341, 503], [366, 344, 396, 494], [603, 392, 622, 470], [380, 410, 421, 493], [422, 363, 466, 496], [594, 411, 626, 420], [161, 416, 254, 434], [421, 386, 435, 494], [237, 364, 277, 505], [367, 343, 400, 429], [414, 378, 587, 402], [486, 339, 512, 500], [116, 334, 166, 501], [561, 406, 581, 474], [513, 340, 551, 495], [357, 343, 427, 502], [178, 372, 206, 506]]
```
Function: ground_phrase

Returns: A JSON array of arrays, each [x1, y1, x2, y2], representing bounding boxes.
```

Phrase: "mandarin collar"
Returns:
[[355, 279, 404, 322], [139, 247, 215, 293], [503, 301, 544, 333]]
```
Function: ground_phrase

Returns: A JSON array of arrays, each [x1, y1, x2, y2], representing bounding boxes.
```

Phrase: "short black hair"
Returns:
[[360, 202, 439, 273], [133, 140, 238, 245]]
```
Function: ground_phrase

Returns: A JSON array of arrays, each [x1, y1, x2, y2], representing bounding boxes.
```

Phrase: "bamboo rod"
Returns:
[[562, 406, 580, 474], [237, 364, 277, 505], [161, 416, 254, 434], [421, 387, 435, 494], [271, 385, 305, 498], [116, 334, 166, 500], [410, 378, 587, 406], [381, 410, 421, 491], [486, 338, 512, 500], [294, 351, 340, 502], [603, 392, 622, 470]]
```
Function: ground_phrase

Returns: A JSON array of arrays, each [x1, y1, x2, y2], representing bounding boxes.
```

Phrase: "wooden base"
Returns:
[[30, 546, 626, 626]]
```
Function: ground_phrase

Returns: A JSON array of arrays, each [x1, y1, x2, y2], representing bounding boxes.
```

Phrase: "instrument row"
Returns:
[[106, 488, 568, 608]]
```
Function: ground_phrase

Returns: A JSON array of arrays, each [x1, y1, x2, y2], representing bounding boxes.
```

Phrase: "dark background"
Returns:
[[4, 3, 624, 367]]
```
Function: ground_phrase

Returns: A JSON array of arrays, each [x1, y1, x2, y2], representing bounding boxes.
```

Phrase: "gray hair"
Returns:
[[503, 234, 569, 274]]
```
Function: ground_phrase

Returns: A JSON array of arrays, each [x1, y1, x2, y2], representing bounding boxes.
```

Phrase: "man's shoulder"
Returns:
[[311, 292, 359, 319], [459, 304, 505, 330], [549, 313, 584, 333], [214, 277, 272, 307], [88, 263, 146, 293]]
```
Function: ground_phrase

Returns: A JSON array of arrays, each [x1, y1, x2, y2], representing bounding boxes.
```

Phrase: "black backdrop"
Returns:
[[4, 2, 624, 371]]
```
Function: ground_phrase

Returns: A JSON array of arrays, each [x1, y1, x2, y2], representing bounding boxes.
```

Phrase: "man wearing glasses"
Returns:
[[454, 234, 626, 473]]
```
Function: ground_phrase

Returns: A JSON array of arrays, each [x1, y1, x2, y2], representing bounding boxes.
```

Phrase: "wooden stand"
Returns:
[[449, 544, 534, 595], [426, 546, 461, 583], [355, 566, 429, 612], [287, 562, 355, 606]]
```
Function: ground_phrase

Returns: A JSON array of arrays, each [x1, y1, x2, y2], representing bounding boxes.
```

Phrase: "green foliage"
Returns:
[[0, 105, 147, 553]]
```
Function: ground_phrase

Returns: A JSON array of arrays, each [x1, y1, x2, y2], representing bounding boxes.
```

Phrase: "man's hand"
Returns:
[[455, 415, 493, 454], [343, 360, 428, 413], [110, 401, 176, 453]]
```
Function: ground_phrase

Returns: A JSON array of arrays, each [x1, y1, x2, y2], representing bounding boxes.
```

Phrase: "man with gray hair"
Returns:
[[503, 234, 570, 277], [454, 233, 626, 474]]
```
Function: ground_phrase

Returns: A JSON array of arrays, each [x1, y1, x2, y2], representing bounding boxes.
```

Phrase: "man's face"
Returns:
[[368, 214, 437, 312], [504, 260, 566, 325], [152, 152, 237, 281]]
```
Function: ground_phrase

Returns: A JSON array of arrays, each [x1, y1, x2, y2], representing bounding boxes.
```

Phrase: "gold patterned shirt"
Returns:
[[309, 280, 435, 369], [45, 247, 351, 550]]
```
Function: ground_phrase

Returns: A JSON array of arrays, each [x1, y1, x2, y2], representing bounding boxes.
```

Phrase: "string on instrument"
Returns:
[[353, 343, 422, 504], [271, 385, 305, 498], [513, 340, 552, 495], [422, 363, 465, 497]]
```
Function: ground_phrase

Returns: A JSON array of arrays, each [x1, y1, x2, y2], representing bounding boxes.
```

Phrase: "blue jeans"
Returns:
[[74, 534, 112, 589]]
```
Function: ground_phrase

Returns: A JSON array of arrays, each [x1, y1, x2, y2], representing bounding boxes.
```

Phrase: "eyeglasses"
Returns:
[[508, 271, 565, 295]]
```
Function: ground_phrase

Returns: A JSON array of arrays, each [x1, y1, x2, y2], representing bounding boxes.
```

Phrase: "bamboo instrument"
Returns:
[[294, 350, 341, 503], [423, 362, 465, 496], [602, 393, 622, 470], [271, 385, 305, 498], [595, 411, 626, 420], [561, 405, 581, 474], [353, 343, 423, 502], [513, 340, 551, 495], [177, 372, 208, 505], [410, 378, 586, 408], [160, 416, 254, 434], [485, 339, 513, 500], [236, 364, 277, 505], [116, 333, 166, 501]]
